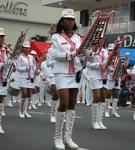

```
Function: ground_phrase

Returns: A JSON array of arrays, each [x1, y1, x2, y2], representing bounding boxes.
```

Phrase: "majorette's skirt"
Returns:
[[89, 78, 103, 90], [55, 74, 78, 90], [19, 78, 34, 89], [103, 79, 115, 90], [0, 82, 7, 96], [49, 76, 56, 86]]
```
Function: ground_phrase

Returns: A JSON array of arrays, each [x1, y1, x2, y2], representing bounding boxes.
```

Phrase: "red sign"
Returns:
[[30, 41, 52, 58]]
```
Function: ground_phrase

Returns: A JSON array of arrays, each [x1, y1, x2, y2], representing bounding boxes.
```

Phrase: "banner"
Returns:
[[30, 41, 52, 58], [105, 32, 135, 48]]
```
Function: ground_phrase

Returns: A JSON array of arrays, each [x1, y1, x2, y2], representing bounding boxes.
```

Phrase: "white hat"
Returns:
[[0, 28, 5, 36], [108, 43, 115, 50], [30, 50, 37, 55], [22, 41, 30, 48], [60, 9, 75, 19]]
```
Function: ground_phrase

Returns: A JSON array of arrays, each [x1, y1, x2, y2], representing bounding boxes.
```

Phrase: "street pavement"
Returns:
[[0, 103, 135, 150]]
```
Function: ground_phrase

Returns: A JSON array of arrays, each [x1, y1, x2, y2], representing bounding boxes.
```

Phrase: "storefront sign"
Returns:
[[105, 32, 135, 48], [0, 1, 29, 16]]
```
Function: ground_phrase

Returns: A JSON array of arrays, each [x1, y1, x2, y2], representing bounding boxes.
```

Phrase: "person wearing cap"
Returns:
[[46, 47, 59, 123], [51, 8, 83, 149], [83, 43, 108, 130], [29, 50, 40, 110], [17, 41, 35, 118], [46, 26, 59, 123], [0, 27, 8, 134], [104, 43, 121, 118]]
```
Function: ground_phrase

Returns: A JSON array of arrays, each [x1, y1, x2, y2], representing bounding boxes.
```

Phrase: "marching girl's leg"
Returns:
[[105, 89, 112, 117], [54, 88, 79, 150], [19, 88, 26, 118], [91, 89, 102, 130], [54, 89, 67, 150], [30, 89, 37, 110], [112, 89, 120, 117], [50, 84, 59, 123], [64, 88, 79, 149], [5, 92, 13, 107], [98, 88, 107, 129], [85, 82, 92, 106], [0, 96, 5, 134], [39, 78, 47, 105], [24, 88, 32, 118]]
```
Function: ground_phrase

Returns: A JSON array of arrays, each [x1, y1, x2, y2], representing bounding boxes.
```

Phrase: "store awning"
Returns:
[[120, 48, 135, 65]]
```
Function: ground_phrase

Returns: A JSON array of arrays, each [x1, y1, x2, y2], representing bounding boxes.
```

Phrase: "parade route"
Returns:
[[0, 103, 135, 150]]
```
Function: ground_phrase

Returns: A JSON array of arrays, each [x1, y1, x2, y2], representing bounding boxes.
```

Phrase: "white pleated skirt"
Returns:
[[103, 80, 115, 90], [49, 76, 56, 86], [55, 74, 78, 90], [89, 78, 103, 90], [19, 78, 34, 89], [0, 83, 7, 96]]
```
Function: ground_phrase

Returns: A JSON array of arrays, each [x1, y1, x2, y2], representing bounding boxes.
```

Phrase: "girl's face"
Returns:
[[23, 47, 30, 55], [61, 18, 75, 31]]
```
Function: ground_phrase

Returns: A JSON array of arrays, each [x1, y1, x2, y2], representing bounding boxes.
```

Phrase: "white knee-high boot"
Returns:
[[91, 103, 101, 129], [112, 98, 120, 117], [30, 94, 37, 109], [0, 103, 4, 134], [24, 98, 32, 118], [19, 98, 25, 118], [105, 99, 110, 117], [50, 100, 59, 123], [98, 102, 107, 129], [64, 110, 79, 149], [54, 111, 65, 150]]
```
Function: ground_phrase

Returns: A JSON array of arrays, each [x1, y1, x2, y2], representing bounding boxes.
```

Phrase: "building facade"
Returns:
[[0, 0, 80, 46]]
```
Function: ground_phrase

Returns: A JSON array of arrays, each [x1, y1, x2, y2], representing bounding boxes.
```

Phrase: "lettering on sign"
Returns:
[[105, 32, 135, 48], [123, 35, 135, 47], [0, 1, 29, 16]]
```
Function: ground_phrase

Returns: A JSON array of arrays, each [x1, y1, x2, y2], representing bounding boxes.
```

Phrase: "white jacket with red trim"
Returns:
[[17, 53, 35, 79], [0, 47, 8, 82], [86, 48, 108, 79], [51, 33, 82, 74]]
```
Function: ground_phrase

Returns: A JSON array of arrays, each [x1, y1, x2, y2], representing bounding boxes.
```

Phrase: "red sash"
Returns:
[[61, 33, 76, 74]]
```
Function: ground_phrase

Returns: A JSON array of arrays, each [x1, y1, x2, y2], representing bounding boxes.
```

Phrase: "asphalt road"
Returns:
[[0, 103, 135, 150]]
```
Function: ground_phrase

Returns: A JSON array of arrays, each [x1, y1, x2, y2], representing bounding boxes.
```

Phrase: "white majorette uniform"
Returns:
[[85, 48, 108, 130], [86, 48, 108, 89], [17, 54, 35, 89], [40, 60, 52, 105], [0, 46, 8, 95], [46, 47, 59, 122], [51, 33, 82, 90], [46, 47, 56, 86]]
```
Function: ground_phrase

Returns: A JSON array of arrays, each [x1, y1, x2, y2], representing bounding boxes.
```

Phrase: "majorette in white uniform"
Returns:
[[46, 47, 59, 123], [52, 9, 82, 150], [52, 33, 82, 90], [17, 53, 35, 89], [85, 48, 108, 130], [29, 50, 40, 110], [17, 41, 35, 118], [104, 44, 115, 117], [104, 43, 121, 118], [0, 27, 10, 134], [40, 58, 52, 106]]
